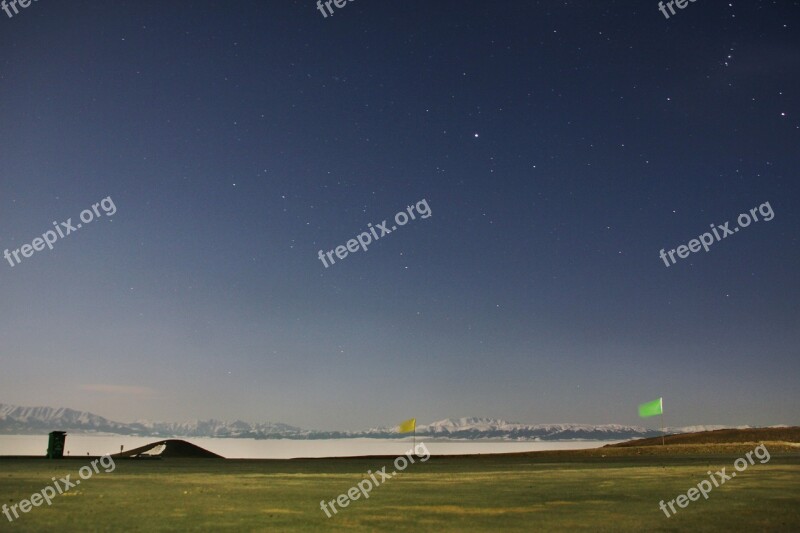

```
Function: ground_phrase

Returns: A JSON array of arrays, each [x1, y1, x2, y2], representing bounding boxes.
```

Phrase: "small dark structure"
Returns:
[[46, 431, 67, 459]]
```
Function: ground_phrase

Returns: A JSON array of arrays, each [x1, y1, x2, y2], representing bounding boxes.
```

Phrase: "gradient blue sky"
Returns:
[[1, 1, 798, 431]]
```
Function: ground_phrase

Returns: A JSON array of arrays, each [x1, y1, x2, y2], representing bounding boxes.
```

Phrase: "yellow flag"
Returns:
[[398, 418, 416, 433]]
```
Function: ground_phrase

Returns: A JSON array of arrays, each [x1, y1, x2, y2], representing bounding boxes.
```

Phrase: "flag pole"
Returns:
[[661, 411, 665, 446]]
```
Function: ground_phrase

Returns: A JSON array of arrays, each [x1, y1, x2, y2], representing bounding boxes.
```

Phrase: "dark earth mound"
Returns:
[[113, 439, 223, 459]]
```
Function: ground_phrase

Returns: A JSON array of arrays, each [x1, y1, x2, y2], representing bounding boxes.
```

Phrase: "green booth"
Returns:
[[47, 431, 67, 459]]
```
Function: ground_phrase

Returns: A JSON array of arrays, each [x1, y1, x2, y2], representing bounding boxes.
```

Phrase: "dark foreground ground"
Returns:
[[1, 441, 799, 531]]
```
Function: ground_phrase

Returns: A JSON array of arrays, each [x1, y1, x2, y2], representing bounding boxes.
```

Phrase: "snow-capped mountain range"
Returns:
[[0, 404, 308, 439], [0, 404, 741, 441]]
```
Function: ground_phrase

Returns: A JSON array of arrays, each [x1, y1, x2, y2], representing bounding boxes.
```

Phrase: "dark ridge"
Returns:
[[112, 439, 224, 459], [606, 426, 800, 447]]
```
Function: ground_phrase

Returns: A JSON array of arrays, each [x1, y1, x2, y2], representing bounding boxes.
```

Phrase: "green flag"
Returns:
[[638, 397, 663, 418]]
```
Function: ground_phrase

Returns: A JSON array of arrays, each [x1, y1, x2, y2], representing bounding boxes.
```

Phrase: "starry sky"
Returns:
[[1, 1, 798, 431]]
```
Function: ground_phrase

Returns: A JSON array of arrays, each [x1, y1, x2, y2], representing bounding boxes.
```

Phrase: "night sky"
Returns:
[[1, 1, 798, 431]]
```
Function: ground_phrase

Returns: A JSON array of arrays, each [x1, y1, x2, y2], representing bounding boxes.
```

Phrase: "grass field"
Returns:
[[2, 444, 799, 531]]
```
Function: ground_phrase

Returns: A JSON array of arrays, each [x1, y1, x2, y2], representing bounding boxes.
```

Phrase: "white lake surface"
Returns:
[[0, 435, 616, 459]]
